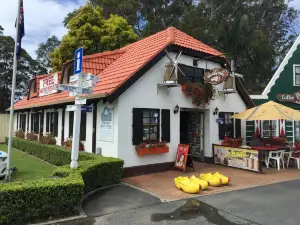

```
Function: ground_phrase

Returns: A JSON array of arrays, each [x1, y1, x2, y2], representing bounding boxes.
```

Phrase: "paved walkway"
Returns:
[[123, 162, 300, 200], [82, 184, 161, 217]]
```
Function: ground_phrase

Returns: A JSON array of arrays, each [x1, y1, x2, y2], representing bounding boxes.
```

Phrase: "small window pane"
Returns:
[[151, 118, 159, 124], [295, 66, 300, 74], [296, 75, 300, 85], [143, 111, 150, 117], [143, 118, 150, 124], [151, 111, 159, 117], [150, 133, 157, 140]]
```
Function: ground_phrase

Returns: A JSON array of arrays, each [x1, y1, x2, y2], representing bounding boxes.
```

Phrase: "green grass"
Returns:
[[0, 144, 57, 181]]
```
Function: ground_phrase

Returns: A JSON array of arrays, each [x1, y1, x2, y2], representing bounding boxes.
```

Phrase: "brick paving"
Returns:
[[122, 162, 300, 201]]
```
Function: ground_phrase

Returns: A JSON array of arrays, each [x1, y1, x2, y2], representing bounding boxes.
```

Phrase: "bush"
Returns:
[[54, 156, 124, 193], [40, 133, 56, 145], [7, 137, 95, 166], [26, 132, 38, 141], [0, 172, 84, 225]]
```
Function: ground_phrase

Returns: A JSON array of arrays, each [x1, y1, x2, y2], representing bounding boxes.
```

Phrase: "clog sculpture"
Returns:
[[174, 176, 199, 194], [189, 175, 208, 191], [212, 172, 231, 185], [200, 173, 222, 187]]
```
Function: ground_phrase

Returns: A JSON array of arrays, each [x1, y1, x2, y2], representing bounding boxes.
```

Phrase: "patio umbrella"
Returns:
[[231, 101, 300, 121]]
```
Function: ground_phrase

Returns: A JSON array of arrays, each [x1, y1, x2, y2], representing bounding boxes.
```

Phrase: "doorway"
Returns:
[[180, 109, 204, 161]]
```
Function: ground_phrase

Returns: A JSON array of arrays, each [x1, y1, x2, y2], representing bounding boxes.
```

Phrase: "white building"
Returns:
[[13, 27, 254, 176]]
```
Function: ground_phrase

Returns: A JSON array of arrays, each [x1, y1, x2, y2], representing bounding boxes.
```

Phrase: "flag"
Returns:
[[16, 0, 25, 59]]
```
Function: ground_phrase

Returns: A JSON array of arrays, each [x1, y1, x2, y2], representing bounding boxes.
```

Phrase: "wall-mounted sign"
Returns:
[[216, 118, 224, 123], [213, 145, 261, 173], [277, 91, 300, 104], [99, 106, 113, 142], [204, 68, 229, 85], [39, 73, 58, 96]]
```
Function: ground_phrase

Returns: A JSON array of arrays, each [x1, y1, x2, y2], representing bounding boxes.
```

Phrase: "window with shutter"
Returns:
[[161, 109, 170, 142], [53, 111, 59, 136], [69, 111, 74, 137], [80, 112, 86, 141], [218, 112, 225, 139], [132, 108, 144, 145], [40, 111, 44, 134], [235, 118, 241, 138], [34, 113, 39, 133], [219, 112, 237, 139], [31, 114, 34, 132], [46, 112, 50, 132]]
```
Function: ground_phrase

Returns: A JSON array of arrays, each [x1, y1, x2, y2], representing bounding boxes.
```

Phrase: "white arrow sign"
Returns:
[[83, 80, 95, 88], [75, 98, 86, 105]]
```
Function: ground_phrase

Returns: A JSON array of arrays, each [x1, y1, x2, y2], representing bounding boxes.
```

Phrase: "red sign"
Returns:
[[204, 68, 229, 85], [174, 144, 189, 172], [39, 73, 58, 97]]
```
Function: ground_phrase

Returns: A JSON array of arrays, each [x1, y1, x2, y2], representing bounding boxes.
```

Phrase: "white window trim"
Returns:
[[293, 64, 300, 86], [261, 120, 279, 138]]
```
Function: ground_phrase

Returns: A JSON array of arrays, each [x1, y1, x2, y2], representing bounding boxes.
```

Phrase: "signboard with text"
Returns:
[[99, 106, 114, 142], [39, 73, 58, 97], [213, 145, 261, 173], [204, 68, 229, 85], [277, 91, 300, 104]]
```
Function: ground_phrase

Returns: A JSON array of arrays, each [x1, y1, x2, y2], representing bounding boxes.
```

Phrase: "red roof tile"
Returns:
[[14, 27, 224, 110]]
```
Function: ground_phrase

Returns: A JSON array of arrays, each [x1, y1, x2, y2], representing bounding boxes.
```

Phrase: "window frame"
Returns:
[[142, 109, 160, 143], [293, 65, 300, 86], [261, 120, 278, 138]]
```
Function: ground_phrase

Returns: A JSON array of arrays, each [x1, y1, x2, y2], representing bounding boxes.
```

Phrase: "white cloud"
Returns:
[[0, 0, 85, 58]]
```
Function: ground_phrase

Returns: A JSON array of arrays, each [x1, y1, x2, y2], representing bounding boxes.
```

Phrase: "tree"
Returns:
[[179, 0, 300, 94], [0, 27, 47, 112], [0, 25, 3, 35], [51, 4, 138, 71], [36, 35, 60, 72]]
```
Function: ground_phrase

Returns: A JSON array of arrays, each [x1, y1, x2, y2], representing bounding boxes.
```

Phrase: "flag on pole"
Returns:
[[15, 0, 24, 59]]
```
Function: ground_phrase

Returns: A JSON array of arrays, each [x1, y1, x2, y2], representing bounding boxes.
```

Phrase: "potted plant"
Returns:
[[63, 137, 85, 151], [135, 142, 169, 156]]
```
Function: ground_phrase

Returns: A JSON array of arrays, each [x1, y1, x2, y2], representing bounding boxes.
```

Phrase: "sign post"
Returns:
[[56, 47, 99, 169]]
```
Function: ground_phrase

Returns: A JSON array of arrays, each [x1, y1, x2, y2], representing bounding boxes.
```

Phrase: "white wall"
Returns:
[[84, 106, 94, 153], [96, 101, 119, 158], [117, 53, 247, 167]]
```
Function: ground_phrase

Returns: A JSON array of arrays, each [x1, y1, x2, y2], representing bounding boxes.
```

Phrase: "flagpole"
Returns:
[[6, 0, 22, 182]]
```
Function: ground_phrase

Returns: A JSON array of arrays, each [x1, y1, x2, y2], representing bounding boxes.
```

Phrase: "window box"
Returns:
[[136, 146, 169, 156]]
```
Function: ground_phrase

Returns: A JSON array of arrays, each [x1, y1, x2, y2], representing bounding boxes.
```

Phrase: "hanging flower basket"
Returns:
[[181, 83, 217, 107]]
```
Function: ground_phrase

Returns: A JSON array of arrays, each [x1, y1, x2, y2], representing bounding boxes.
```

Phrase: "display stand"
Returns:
[[174, 144, 195, 173]]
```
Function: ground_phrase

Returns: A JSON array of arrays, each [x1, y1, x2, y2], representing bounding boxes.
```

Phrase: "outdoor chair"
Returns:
[[267, 150, 285, 170], [287, 149, 300, 170]]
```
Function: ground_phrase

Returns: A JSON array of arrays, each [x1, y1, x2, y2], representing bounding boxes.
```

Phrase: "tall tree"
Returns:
[[0, 27, 47, 112], [179, 0, 300, 94], [36, 35, 60, 72], [51, 4, 138, 71]]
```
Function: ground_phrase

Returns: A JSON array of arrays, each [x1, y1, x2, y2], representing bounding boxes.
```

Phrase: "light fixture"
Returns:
[[213, 107, 219, 115], [174, 105, 179, 114]]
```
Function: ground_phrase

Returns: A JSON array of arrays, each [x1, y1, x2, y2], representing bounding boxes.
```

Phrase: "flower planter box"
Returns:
[[137, 147, 169, 156]]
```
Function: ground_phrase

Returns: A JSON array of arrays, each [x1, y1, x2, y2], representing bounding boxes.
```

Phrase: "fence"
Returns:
[[0, 114, 9, 143]]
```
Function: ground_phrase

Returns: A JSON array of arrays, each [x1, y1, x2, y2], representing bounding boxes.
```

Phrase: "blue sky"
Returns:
[[0, 0, 299, 58]]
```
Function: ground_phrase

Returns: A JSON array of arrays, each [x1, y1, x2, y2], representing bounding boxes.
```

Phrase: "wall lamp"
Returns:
[[174, 105, 179, 114], [213, 107, 219, 115]]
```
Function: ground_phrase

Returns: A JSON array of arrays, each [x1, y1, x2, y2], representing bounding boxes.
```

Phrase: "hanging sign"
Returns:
[[39, 73, 59, 96], [174, 144, 190, 173], [204, 68, 229, 85], [213, 145, 262, 173], [277, 91, 300, 104], [99, 106, 114, 142]]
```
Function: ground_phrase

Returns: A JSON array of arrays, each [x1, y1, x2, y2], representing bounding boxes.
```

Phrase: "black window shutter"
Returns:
[[16, 113, 19, 130], [35, 113, 39, 133], [80, 112, 87, 141], [132, 108, 143, 145], [40, 111, 44, 134], [161, 109, 171, 142], [69, 111, 74, 137], [31, 114, 34, 132], [46, 112, 50, 132], [54, 111, 59, 136], [218, 112, 226, 139], [235, 118, 241, 138]]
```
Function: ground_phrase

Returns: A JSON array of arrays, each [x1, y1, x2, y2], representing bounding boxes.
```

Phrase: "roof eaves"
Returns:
[[262, 35, 300, 96], [250, 95, 268, 100]]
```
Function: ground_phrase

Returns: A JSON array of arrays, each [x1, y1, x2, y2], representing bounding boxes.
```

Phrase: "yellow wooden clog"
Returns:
[[174, 176, 200, 194], [199, 173, 222, 187], [213, 172, 231, 185], [189, 175, 209, 191]]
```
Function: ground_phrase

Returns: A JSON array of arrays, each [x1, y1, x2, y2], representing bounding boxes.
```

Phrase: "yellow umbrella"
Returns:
[[231, 101, 300, 121]]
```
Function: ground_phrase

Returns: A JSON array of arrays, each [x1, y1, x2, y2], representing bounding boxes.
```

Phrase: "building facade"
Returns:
[[249, 36, 300, 144], [12, 27, 254, 175]]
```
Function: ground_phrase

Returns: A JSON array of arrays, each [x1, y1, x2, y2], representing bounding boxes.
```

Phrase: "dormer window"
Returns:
[[29, 80, 37, 98], [62, 66, 74, 84], [294, 65, 300, 86]]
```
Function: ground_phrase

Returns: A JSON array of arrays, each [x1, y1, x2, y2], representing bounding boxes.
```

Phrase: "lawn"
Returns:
[[0, 144, 57, 181]]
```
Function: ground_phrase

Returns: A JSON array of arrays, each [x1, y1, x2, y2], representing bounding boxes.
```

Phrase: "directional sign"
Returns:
[[75, 98, 86, 105], [69, 74, 78, 83], [57, 84, 79, 92], [83, 73, 99, 82], [74, 48, 83, 74], [66, 105, 77, 111], [83, 80, 95, 88], [82, 106, 93, 112]]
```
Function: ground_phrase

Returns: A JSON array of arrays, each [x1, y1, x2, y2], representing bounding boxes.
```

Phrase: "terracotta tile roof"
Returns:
[[14, 27, 224, 110]]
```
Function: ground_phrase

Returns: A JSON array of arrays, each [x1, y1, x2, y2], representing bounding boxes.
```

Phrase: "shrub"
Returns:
[[0, 172, 84, 225], [40, 133, 56, 145], [26, 132, 38, 141], [14, 130, 25, 139], [54, 156, 124, 193], [7, 137, 95, 166]]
